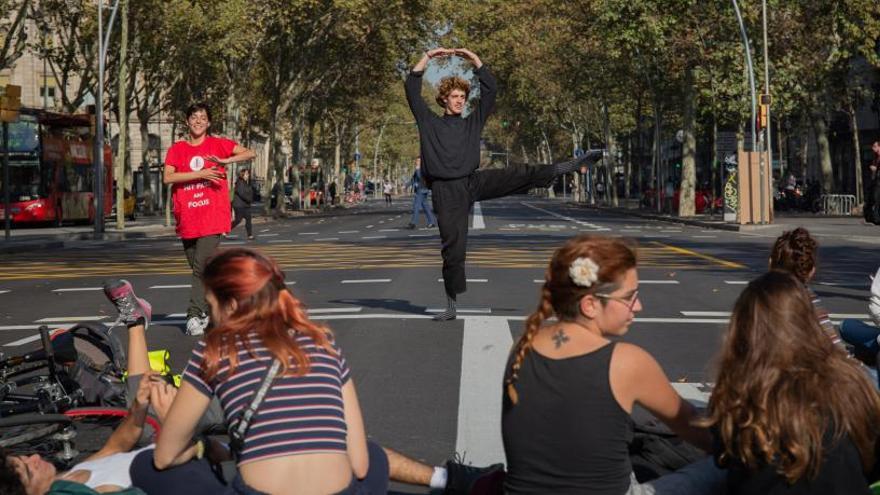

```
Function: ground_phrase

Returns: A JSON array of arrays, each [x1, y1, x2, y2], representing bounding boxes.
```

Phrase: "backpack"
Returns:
[[629, 419, 707, 483], [60, 322, 128, 407]]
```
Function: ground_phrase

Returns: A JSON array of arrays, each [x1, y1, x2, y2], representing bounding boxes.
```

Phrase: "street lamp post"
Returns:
[[732, 0, 765, 224], [94, 0, 121, 236], [762, 0, 773, 212]]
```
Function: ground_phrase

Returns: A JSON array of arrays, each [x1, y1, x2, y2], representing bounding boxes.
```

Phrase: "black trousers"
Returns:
[[431, 164, 556, 297], [231, 205, 253, 236], [182, 235, 221, 318]]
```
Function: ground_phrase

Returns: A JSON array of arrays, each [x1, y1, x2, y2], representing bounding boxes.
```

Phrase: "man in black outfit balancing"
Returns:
[[406, 47, 603, 321]]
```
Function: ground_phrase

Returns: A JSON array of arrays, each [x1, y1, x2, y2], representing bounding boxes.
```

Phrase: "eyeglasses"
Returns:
[[594, 290, 640, 311]]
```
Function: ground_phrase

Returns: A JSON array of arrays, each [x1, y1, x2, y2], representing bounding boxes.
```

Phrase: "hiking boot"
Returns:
[[103, 279, 152, 329], [186, 314, 209, 336], [444, 456, 505, 495]]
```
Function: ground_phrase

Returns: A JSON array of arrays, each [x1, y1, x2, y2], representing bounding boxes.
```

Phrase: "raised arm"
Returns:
[[455, 48, 496, 124], [405, 48, 453, 121]]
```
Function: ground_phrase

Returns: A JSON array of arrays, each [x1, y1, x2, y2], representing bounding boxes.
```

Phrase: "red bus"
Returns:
[[0, 109, 112, 224]]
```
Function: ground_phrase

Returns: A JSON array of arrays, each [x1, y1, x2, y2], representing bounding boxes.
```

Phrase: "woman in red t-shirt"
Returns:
[[163, 102, 255, 336]]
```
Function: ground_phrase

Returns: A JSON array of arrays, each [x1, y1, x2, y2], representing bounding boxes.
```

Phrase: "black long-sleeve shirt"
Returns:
[[405, 65, 497, 181], [232, 179, 254, 207]]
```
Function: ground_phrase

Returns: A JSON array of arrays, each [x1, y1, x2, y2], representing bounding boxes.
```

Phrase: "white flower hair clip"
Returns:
[[569, 257, 600, 287]]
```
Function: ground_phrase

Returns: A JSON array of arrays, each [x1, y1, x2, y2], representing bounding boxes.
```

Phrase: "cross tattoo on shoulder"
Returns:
[[552, 328, 570, 348]]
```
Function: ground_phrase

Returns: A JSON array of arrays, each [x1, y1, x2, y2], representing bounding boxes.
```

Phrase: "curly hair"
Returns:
[[769, 227, 817, 283], [200, 248, 336, 382], [505, 235, 637, 404], [0, 449, 26, 495], [435, 76, 471, 108], [703, 270, 880, 483]]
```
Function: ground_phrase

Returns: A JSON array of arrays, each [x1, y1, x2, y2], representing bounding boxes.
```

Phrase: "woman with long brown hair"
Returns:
[[705, 270, 880, 494], [502, 235, 724, 494]]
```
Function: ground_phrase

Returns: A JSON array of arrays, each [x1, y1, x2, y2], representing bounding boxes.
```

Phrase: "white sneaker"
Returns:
[[186, 314, 209, 336], [870, 267, 880, 327]]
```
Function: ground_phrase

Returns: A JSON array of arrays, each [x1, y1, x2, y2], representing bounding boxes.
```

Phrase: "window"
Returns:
[[39, 86, 55, 98]]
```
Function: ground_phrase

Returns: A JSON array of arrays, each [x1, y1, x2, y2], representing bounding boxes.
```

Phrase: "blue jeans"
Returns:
[[839, 319, 880, 387], [410, 192, 436, 226]]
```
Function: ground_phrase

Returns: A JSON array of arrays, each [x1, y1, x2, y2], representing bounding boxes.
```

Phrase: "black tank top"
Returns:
[[502, 343, 633, 494]]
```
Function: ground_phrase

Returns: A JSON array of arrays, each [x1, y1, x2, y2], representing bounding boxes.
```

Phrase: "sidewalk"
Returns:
[[568, 199, 880, 240], [0, 197, 410, 253]]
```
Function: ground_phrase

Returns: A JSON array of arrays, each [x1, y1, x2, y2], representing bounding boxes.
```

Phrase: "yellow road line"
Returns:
[[650, 241, 746, 269]]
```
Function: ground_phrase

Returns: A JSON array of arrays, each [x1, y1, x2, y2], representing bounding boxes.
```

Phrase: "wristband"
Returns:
[[194, 439, 205, 460]]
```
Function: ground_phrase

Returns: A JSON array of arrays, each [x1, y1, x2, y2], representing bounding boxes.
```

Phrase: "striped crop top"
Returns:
[[183, 331, 352, 465]]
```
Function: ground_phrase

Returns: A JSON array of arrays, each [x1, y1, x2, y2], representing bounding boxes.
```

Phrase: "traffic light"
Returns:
[[0, 85, 21, 123], [757, 94, 771, 131]]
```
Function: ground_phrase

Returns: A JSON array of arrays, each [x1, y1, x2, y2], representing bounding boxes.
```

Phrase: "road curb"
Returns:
[[572, 203, 744, 231]]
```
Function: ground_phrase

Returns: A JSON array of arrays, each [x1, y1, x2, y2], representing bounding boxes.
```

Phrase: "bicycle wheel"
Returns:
[[0, 413, 71, 449]]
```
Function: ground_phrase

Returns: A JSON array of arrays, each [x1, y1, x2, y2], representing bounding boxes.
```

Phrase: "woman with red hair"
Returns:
[[151, 248, 382, 494]]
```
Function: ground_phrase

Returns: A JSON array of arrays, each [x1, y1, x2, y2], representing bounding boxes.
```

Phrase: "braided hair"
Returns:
[[769, 228, 817, 283], [506, 235, 637, 405]]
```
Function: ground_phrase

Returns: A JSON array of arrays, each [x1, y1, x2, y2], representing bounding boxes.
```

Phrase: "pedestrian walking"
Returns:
[[406, 47, 602, 320], [383, 179, 393, 205], [231, 168, 255, 240], [864, 141, 880, 224], [406, 157, 436, 229], [163, 102, 255, 336]]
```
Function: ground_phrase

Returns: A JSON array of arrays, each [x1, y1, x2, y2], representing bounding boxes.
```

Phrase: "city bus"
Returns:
[[0, 108, 112, 225]]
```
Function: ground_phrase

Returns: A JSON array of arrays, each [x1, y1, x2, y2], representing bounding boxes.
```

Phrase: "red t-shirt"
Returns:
[[165, 136, 236, 239]]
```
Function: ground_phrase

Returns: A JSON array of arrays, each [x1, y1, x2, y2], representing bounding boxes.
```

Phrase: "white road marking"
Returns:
[[149, 284, 190, 289], [306, 307, 363, 314], [52, 287, 102, 292], [455, 317, 511, 465], [472, 202, 485, 230], [362, 236, 387, 240], [259, 228, 270, 233], [521, 202, 610, 231], [366, 225, 374, 228], [681, 311, 730, 317], [409, 234, 433, 237], [0, 290, 9, 294], [34, 316, 107, 323], [298, 232, 319, 235], [341, 279, 392, 284], [640, 280, 680, 285], [640, 234, 671, 238], [268, 239, 293, 243], [338, 230, 359, 234], [671, 382, 713, 407], [636, 317, 728, 324], [284, 281, 297, 286], [426, 308, 492, 314], [4, 335, 45, 346], [379, 229, 399, 232], [315, 238, 339, 241], [438, 278, 488, 283], [692, 235, 717, 239], [260, 233, 280, 237], [829, 313, 870, 319], [724, 280, 748, 285], [223, 241, 246, 245]]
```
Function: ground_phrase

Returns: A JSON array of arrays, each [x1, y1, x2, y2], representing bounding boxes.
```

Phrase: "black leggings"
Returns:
[[431, 164, 556, 297], [231, 205, 253, 236]]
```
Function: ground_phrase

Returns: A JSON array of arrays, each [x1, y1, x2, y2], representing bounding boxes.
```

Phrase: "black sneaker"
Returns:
[[405, 223, 416, 230], [444, 456, 505, 495]]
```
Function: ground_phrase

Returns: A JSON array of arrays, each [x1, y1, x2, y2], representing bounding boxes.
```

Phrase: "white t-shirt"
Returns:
[[62, 446, 154, 490]]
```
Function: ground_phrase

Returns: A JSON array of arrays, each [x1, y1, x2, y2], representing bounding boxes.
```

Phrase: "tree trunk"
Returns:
[[710, 116, 718, 212], [679, 69, 697, 217], [520, 144, 530, 165], [115, 0, 128, 229], [334, 121, 343, 206], [848, 98, 863, 204], [812, 111, 833, 193], [652, 103, 661, 212], [138, 115, 152, 215]]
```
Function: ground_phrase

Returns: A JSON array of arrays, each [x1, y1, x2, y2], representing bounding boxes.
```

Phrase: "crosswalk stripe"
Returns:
[[149, 285, 191, 289], [426, 308, 492, 314], [52, 287, 102, 292], [341, 279, 391, 284], [34, 316, 107, 323], [472, 202, 485, 230]]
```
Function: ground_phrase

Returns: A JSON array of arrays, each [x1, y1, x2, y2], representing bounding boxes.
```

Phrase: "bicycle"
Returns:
[[0, 324, 159, 467]]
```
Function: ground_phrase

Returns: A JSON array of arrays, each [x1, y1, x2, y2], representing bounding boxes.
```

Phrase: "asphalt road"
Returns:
[[0, 195, 876, 493]]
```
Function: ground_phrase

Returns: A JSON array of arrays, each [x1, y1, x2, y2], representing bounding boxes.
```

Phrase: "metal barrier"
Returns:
[[821, 194, 856, 216]]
